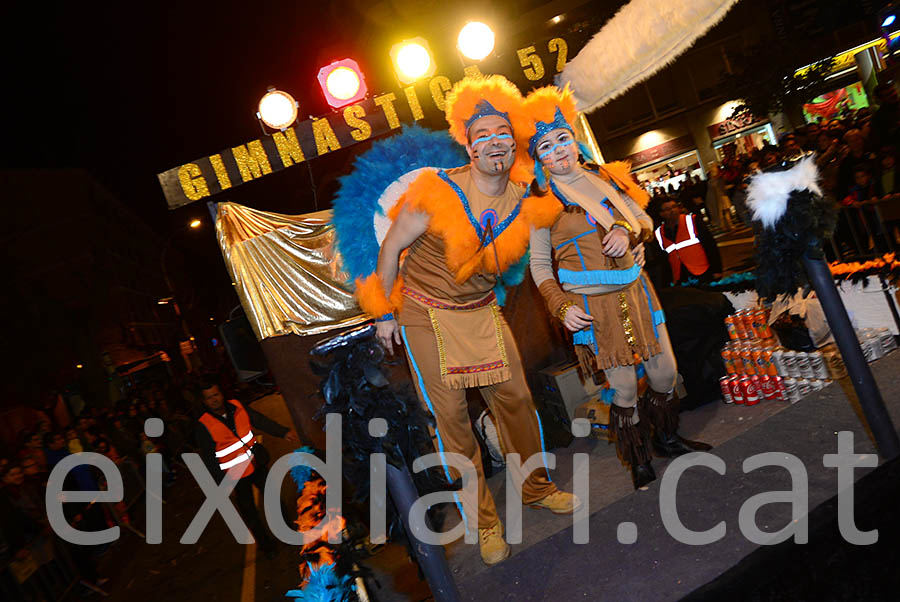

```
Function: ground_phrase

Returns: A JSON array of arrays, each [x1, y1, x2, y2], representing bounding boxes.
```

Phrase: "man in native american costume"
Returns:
[[354, 76, 579, 566], [525, 85, 711, 489]]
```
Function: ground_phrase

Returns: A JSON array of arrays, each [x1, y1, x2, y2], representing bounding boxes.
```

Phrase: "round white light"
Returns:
[[396, 43, 432, 81], [458, 22, 495, 61], [258, 90, 298, 130], [883, 14, 896, 28], [326, 67, 361, 101]]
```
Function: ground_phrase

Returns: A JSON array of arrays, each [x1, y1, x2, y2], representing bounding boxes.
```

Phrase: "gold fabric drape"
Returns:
[[216, 202, 367, 340]]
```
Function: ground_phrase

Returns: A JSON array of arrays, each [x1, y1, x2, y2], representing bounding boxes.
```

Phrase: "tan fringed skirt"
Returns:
[[398, 287, 511, 389], [568, 276, 664, 374]]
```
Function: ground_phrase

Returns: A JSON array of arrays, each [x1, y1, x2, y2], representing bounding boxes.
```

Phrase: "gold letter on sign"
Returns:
[[272, 129, 306, 167], [177, 163, 210, 200], [548, 38, 568, 72], [232, 140, 273, 182], [343, 105, 372, 141], [429, 76, 451, 112], [209, 154, 232, 190], [403, 87, 425, 121], [517, 45, 545, 80], [312, 118, 342, 156], [374, 93, 400, 129]]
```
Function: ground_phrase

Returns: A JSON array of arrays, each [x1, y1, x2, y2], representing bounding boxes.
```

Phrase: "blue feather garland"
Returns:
[[332, 125, 467, 283], [285, 563, 354, 602], [289, 446, 318, 492]]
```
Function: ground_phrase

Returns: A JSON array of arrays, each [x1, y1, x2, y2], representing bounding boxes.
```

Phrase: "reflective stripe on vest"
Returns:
[[655, 214, 701, 254], [220, 449, 253, 470], [200, 400, 256, 476], [214, 429, 255, 459]]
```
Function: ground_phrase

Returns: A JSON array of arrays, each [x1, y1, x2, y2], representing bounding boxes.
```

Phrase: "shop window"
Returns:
[[685, 45, 728, 101], [599, 86, 653, 133], [645, 68, 684, 115]]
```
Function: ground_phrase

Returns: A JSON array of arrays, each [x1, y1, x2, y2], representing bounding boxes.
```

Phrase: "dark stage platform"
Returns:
[[370, 349, 898, 602]]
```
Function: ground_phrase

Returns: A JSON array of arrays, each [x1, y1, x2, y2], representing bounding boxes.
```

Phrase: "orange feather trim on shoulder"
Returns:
[[596, 161, 649, 209], [354, 273, 404, 318], [390, 168, 562, 283]]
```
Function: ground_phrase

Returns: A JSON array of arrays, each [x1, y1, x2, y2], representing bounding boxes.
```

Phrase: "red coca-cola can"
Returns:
[[729, 375, 745, 404], [772, 375, 786, 401], [719, 376, 734, 404], [760, 375, 777, 401], [741, 376, 760, 406]]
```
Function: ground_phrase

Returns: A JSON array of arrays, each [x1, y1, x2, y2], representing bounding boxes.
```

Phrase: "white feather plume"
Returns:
[[746, 156, 822, 229], [559, 0, 740, 113]]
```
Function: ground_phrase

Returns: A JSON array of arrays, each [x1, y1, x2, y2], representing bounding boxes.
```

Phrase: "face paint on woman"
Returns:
[[536, 128, 578, 176]]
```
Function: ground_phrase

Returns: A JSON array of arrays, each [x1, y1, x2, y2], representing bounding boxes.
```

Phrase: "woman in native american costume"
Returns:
[[525, 86, 711, 489]]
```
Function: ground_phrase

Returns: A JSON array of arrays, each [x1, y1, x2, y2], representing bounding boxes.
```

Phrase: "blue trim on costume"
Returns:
[[653, 309, 666, 326], [555, 229, 594, 250], [638, 274, 665, 338], [573, 240, 587, 270], [558, 263, 642, 286], [533, 410, 553, 481], [437, 170, 481, 236], [436, 169, 522, 243], [572, 293, 598, 354], [400, 326, 469, 533]]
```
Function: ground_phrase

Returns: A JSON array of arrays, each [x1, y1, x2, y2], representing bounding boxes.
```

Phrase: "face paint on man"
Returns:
[[466, 115, 516, 176], [536, 128, 578, 176]]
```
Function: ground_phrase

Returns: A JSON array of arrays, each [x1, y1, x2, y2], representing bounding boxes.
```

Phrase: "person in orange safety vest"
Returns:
[[655, 198, 722, 285], [195, 377, 298, 556]]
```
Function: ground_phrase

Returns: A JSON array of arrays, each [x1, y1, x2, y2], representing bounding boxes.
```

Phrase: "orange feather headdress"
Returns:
[[444, 74, 533, 183], [523, 84, 578, 157]]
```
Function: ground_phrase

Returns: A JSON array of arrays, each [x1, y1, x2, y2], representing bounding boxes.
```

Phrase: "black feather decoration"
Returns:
[[309, 324, 455, 558], [747, 156, 836, 302]]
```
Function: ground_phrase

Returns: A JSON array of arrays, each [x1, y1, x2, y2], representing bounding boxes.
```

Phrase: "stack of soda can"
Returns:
[[720, 307, 786, 405], [857, 327, 898, 362]]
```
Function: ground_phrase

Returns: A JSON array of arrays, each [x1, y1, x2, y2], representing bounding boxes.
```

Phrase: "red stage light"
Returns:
[[317, 59, 367, 109]]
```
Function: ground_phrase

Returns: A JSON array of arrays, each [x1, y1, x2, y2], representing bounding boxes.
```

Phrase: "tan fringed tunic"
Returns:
[[530, 166, 666, 375]]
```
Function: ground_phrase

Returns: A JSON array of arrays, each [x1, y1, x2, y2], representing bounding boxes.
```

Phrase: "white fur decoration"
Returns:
[[373, 167, 435, 245], [746, 156, 822, 229], [559, 0, 740, 113]]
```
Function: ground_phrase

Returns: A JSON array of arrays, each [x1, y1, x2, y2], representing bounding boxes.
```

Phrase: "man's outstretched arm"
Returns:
[[374, 207, 428, 352]]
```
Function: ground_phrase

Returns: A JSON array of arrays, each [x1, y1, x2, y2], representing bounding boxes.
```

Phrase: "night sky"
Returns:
[[5, 1, 519, 221], [4, 0, 551, 289]]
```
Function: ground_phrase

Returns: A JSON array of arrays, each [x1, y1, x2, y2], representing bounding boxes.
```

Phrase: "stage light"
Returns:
[[391, 38, 435, 84], [76, 364, 83, 369], [189, 219, 202, 229], [884, 15, 896, 27], [257, 89, 299, 130], [458, 22, 495, 61], [318, 59, 367, 108], [327, 67, 360, 100]]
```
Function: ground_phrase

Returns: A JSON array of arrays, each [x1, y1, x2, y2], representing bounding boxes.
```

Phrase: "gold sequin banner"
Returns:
[[158, 30, 591, 210], [215, 202, 367, 339]]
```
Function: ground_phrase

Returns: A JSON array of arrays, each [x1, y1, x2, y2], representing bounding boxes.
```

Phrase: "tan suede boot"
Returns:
[[529, 490, 583, 514], [479, 522, 510, 566]]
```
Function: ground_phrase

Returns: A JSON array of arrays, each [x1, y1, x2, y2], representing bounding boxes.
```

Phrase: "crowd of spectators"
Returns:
[[642, 82, 900, 259], [0, 376, 208, 597]]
